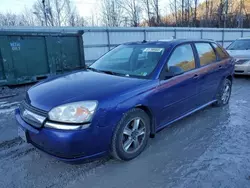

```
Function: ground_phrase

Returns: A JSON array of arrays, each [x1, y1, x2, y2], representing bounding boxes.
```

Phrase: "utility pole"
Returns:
[[42, 0, 48, 26]]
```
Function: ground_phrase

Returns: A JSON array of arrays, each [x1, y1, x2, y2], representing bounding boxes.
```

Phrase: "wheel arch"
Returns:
[[226, 75, 233, 83], [135, 104, 156, 138]]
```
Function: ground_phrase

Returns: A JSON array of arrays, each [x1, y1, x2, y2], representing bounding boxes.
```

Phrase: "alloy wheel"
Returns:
[[221, 84, 231, 104], [122, 118, 146, 153]]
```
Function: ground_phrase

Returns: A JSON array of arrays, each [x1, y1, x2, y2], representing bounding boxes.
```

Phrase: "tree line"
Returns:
[[0, 0, 250, 28]]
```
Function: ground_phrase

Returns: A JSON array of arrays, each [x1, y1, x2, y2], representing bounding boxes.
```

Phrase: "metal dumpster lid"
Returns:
[[0, 27, 84, 36]]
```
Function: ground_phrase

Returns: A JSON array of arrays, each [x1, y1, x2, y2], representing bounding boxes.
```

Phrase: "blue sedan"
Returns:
[[16, 39, 234, 161]]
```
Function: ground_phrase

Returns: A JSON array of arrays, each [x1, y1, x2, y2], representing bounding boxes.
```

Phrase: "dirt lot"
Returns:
[[0, 77, 250, 188]]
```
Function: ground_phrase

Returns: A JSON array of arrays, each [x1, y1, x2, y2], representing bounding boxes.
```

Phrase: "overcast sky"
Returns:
[[0, 0, 101, 17]]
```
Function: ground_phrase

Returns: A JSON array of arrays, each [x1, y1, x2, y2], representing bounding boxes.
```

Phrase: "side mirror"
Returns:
[[164, 66, 184, 79]]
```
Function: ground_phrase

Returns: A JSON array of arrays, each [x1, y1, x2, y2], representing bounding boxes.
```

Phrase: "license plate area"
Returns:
[[18, 127, 27, 142]]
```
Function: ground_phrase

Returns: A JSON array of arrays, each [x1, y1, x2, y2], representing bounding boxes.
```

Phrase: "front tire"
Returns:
[[111, 108, 150, 161], [214, 78, 232, 107]]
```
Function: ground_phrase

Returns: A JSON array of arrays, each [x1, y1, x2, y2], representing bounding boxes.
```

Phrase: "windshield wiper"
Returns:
[[99, 70, 117, 75], [87, 67, 127, 77], [87, 67, 100, 72], [99, 69, 129, 77]]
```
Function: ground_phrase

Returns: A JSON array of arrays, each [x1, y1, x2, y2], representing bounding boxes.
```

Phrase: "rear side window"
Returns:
[[195, 43, 216, 66], [211, 43, 228, 60], [167, 44, 195, 72]]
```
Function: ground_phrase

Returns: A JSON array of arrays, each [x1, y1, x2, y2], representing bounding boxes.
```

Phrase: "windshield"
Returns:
[[90, 45, 165, 78], [227, 39, 250, 50]]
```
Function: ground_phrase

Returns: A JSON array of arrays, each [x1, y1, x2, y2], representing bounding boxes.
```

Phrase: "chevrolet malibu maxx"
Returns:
[[16, 39, 234, 161]]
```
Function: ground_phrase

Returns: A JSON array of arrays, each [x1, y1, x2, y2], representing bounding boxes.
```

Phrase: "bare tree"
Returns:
[[119, 0, 142, 27], [0, 13, 21, 26], [101, 0, 123, 27], [224, 0, 229, 28], [20, 7, 36, 26], [184, 0, 190, 26], [33, 0, 48, 26], [65, 0, 86, 26], [174, 0, 179, 26], [238, 0, 245, 27], [181, 0, 184, 25], [193, 0, 198, 26], [142, 0, 152, 26], [33, 0, 72, 26], [54, 0, 66, 26], [151, 0, 161, 25]]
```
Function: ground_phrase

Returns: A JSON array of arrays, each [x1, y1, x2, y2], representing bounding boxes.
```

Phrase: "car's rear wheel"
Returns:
[[214, 78, 232, 107], [111, 108, 150, 161]]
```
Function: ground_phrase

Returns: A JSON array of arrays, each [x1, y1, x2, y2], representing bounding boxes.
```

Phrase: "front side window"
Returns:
[[195, 43, 216, 66], [167, 44, 195, 72], [90, 45, 165, 77], [227, 39, 250, 50]]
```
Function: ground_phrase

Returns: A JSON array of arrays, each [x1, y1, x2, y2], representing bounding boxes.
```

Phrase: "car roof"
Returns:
[[124, 39, 216, 47], [237, 37, 250, 40]]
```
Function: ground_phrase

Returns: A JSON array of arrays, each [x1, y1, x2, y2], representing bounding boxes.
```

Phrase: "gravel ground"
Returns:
[[0, 77, 250, 188]]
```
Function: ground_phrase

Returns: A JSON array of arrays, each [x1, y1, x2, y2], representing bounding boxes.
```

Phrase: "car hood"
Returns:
[[227, 50, 250, 59], [27, 71, 149, 111]]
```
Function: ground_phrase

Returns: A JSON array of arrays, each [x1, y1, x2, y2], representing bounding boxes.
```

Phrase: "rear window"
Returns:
[[212, 43, 228, 60], [195, 43, 216, 66]]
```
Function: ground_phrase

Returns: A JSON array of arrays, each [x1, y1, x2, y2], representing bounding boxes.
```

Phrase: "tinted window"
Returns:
[[212, 43, 228, 60], [227, 39, 250, 50], [195, 43, 216, 66], [167, 44, 195, 72]]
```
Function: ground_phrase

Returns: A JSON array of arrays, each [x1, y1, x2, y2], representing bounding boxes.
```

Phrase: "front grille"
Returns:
[[235, 70, 244, 73], [20, 101, 47, 128], [22, 100, 47, 117]]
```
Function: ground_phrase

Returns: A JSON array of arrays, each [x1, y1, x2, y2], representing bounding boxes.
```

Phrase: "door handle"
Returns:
[[193, 74, 199, 79], [218, 65, 223, 69]]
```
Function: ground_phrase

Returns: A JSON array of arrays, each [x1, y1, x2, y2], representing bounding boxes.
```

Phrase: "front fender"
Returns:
[[97, 80, 159, 133]]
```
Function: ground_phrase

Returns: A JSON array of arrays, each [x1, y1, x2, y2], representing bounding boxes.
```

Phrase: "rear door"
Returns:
[[194, 42, 224, 106], [156, 43, 200, 128]]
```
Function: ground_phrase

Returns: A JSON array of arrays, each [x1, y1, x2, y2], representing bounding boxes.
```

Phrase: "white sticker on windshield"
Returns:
[[143, 48, 163, 53]]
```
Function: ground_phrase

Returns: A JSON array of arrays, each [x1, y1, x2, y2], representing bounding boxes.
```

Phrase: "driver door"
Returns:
[[155, 43, 201, 128]]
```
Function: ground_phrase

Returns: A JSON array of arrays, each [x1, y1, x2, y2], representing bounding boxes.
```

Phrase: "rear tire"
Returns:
[[213, 78, 232, 107], [111, 108, 150, 161]]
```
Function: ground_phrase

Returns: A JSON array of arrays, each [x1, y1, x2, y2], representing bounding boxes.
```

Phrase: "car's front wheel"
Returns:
[[111, 108, 150, 161]]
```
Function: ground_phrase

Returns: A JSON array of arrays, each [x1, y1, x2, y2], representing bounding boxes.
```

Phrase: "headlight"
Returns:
[[48, 101, 98, 123]]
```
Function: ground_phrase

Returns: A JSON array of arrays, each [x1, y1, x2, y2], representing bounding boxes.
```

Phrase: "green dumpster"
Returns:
[[0, 29, 85, 86]]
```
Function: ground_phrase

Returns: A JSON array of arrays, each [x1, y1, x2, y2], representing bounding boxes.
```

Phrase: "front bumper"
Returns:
[[234, 64, 250, 75], [15, 109, 111, 161]]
